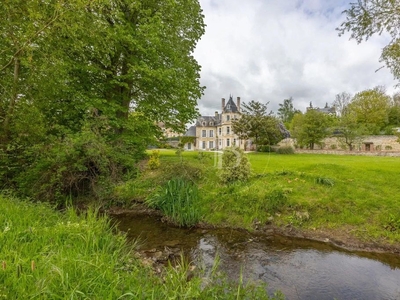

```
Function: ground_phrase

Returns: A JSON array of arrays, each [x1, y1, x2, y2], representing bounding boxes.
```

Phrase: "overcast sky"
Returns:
[[194, 0, 399, 116]]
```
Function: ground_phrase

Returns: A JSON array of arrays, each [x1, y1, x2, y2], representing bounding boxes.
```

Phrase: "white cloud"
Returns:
[[194, 0, 398, 116]]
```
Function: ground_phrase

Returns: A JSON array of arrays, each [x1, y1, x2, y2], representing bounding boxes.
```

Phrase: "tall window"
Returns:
[[218, 128, 222, 135], [227, 115, 230, 121], [233, 138, 236, 146], [202, 130, 206, 137], [209, 130, 214, 137], [202, 141, 206, 149], [227, 138, 230, 147], [227, 126, 230, 134], [209, 141, 214, 149]]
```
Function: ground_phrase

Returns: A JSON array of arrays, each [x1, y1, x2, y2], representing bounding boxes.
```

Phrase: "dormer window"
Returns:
[[202, 122, 206, 126], [209, 122, 213, 126]]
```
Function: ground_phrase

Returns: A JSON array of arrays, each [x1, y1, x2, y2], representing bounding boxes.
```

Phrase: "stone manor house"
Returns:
[[183, 96, 251, 151]]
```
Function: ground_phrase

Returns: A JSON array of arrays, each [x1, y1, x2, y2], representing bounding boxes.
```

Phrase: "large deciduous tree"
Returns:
[[347, 86, 390, 134], [0, 0, 205, 202], [337, 0, 400, 81], [292, 110, 331, 150], [232, 100, 283, 150]]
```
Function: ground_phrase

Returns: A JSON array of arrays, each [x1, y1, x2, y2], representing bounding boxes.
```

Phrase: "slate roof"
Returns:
[[195, 115, 221, 126], [184, 125, 196, 137], [223, 96, 239, 113]]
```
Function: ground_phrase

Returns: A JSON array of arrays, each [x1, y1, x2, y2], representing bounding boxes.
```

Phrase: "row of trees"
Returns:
[[285, 86, 400, 150], [233, 85, 400, 151], [0, 0, 205, 203]]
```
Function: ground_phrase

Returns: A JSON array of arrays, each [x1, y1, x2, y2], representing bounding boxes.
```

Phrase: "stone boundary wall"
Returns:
[[279, 135, 400, 154], [295, 149, 400, 157]]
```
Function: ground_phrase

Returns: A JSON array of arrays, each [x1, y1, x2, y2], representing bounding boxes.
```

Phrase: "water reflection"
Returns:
[[113, 213, 400, 300]]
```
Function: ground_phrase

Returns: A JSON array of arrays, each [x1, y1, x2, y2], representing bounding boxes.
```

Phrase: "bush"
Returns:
[[275, 146, 295, 154], [218, 147, 251, 184], [257, 145, 274, 152], [385, 145, 393, 150], [147, 178, 201, 227], [148, 150, 161, 170]]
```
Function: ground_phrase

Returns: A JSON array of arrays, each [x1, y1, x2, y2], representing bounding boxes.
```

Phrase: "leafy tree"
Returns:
[[388, 92, 400, 127], [292, 110, 331, 149], [337, 0, 400, 81], [332, 92, 352, 117], [232, 100, 283, 150], [0, 0, 205, 202], [277, 97, 300, 125], [335, 112, 367, 151], [347, 86, 390, 134]]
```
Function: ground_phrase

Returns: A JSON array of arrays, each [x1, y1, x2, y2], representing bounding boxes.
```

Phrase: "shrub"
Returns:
[[218, 147, 251, 184], [148, 150, 161, 170], [257, 145, 274, 152], [385, 145, 393, 150], [275, 146, 295, 154], [147, 178, 201, 227], [330, 144, 337, 150]]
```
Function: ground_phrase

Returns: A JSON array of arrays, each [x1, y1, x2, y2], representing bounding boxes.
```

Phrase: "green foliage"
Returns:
[[148, 150, 161, 170], [291, 110, 331, 149], [232, 100, 283, 148], [0, 0, 205, 202], [275, 146, 295, 154], [338, 0, 400, 83], [0, 194, 279, 299], [277, 97, 301, 124], [335, 110, 367, 150], [257, 145, 275, 152], [347, 86, 390, 134], [218, 147, 252, 184], [385, 214, 400, 232], [147, 178, 201, 227], [264, 188, 290, 213]]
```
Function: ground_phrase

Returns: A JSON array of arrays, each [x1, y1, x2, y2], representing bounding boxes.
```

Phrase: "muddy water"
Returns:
[[113, 213, 400, 300]]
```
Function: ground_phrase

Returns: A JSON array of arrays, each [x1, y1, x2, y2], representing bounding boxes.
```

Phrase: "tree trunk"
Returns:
[[2, 57, 20, 145]]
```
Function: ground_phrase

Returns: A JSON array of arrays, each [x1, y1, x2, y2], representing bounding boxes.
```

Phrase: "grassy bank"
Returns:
[[117, 150, 400, 246], [0, 194, 280, 299]]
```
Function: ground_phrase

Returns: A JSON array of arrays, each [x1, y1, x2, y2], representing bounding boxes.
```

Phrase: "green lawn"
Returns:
[[118, 150, 400, 245]]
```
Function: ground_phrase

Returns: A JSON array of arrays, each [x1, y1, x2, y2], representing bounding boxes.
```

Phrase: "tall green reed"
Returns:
[[147, 178, 201, 227]]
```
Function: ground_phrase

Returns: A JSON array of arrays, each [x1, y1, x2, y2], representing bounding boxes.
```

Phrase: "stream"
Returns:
[[112, 213, 400, 300]]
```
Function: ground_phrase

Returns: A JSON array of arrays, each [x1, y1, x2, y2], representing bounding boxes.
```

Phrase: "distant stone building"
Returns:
[[183, 95, 251, 150], [307, 102, 336, 115]]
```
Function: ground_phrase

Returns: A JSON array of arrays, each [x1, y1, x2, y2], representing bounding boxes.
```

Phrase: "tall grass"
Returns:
[[147, 178, 201, 227], [0, 194, 280, 299], [122, 150, 400, 244]]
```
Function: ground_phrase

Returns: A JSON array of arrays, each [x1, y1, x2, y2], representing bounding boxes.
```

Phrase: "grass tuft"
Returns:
[[147, 178, 201, 227]]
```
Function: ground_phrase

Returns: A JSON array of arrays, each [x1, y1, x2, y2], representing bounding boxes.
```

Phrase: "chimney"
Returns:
[[236, 97, 241, 112], [215, 111, 219, 118], [221, 98, 226, 111]]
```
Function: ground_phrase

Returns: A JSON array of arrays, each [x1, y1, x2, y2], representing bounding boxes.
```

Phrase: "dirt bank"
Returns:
[[107, 204, 400, 255]]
